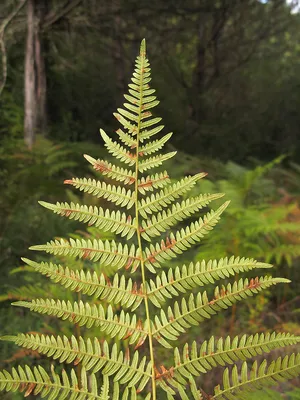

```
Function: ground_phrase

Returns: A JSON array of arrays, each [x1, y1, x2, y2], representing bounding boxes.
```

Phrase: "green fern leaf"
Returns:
[[21, 258, 144, 310], [84, 154, 136, 185], [30, 238, 141, 272], [115, 128, 136, 148], [147, 256, 272, 307], [113, 112, 138, 135], [139, 124, 164, 142], [100, 129, 137, 166], [39, 201, 136, 239], [213, 354, 300, 399], [144, 201, 230, 271], [140, 116, 162, 130], [137, 171, 170, 194], [138, 173, 207, 217], [1, 334, 151, 391], [64, 177, 135, 208], [117, 107, 139, 123], [139, 133, 173, 155], [140, 193, 224, 240], [173, 332, 300, 381], [152, 277, 289, 347], [188, 375, 203, 400], [0, 365, 103, 399], [138, 151, 177, 173], [12, 299, 148, 345]]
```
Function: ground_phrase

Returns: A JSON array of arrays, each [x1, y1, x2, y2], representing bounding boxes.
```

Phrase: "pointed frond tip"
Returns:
[[1, 334, 151, 392], [140, 39, 146, 56], [213, 353, 300, 399], [21, 258, 144, 311]]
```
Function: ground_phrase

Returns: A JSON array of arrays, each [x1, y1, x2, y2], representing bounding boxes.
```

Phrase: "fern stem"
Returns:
[[134, 40, 157, 400], [75, 291, 82, 382]]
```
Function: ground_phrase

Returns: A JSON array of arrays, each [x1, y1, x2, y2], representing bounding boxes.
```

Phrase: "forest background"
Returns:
[[0, 0, 300, 398]]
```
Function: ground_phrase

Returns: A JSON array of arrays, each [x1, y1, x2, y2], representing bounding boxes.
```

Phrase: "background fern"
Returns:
[[0, 40, 300, 399]]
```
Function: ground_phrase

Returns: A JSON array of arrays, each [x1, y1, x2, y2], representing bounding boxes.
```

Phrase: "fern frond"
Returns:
[[117, 107, 139, 123], [212, 354, 300, 399], [2, 38, 298, 400], [123, 92, 154, 106], [84, 155, 136, 185], [22, 258, 144, 311], [139, 133, 173, 156], [100, 129, 136, 166], [147, 257, 272, 307], [137, 171, 170, 194], [138, 173, 207, 217], [64, 178, 135, 208], [0, 365, 103, 399], [152, 277, 289, 347], [173, 332, 300, 381], [123, 102, 140, 114], [1, 335, 151, 391], [138, 152, 177, 173], [141, 94, 158, 105], [140, 194, 224, 240], [140, 116, 162, 130], [140, 125, 165, 142], [140, 98, 160, 110], [113, 112, 138, 135], [30, 238, 141, 272], [116, 128, 136, 148], [144, 201, 230, 271], [13, 300, 148, 345], [39, 201, 136, 239]]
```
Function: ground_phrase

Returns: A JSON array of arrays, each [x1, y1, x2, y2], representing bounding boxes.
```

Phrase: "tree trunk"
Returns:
[[35, 0, 47, 134], [24, 0, 36, 149]]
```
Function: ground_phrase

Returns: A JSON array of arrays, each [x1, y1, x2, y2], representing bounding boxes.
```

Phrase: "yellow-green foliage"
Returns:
[[1, 40, 300, 399]]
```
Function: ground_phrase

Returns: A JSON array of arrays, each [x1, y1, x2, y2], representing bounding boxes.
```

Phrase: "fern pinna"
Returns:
[[1, 39, 300, 400]]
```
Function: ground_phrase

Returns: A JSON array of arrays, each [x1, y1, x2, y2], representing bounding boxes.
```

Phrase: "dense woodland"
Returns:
[[0, 0, 300, 399]]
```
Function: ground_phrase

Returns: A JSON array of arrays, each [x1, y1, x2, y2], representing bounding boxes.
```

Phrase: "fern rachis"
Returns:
[[1, 39, 300, 399]]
